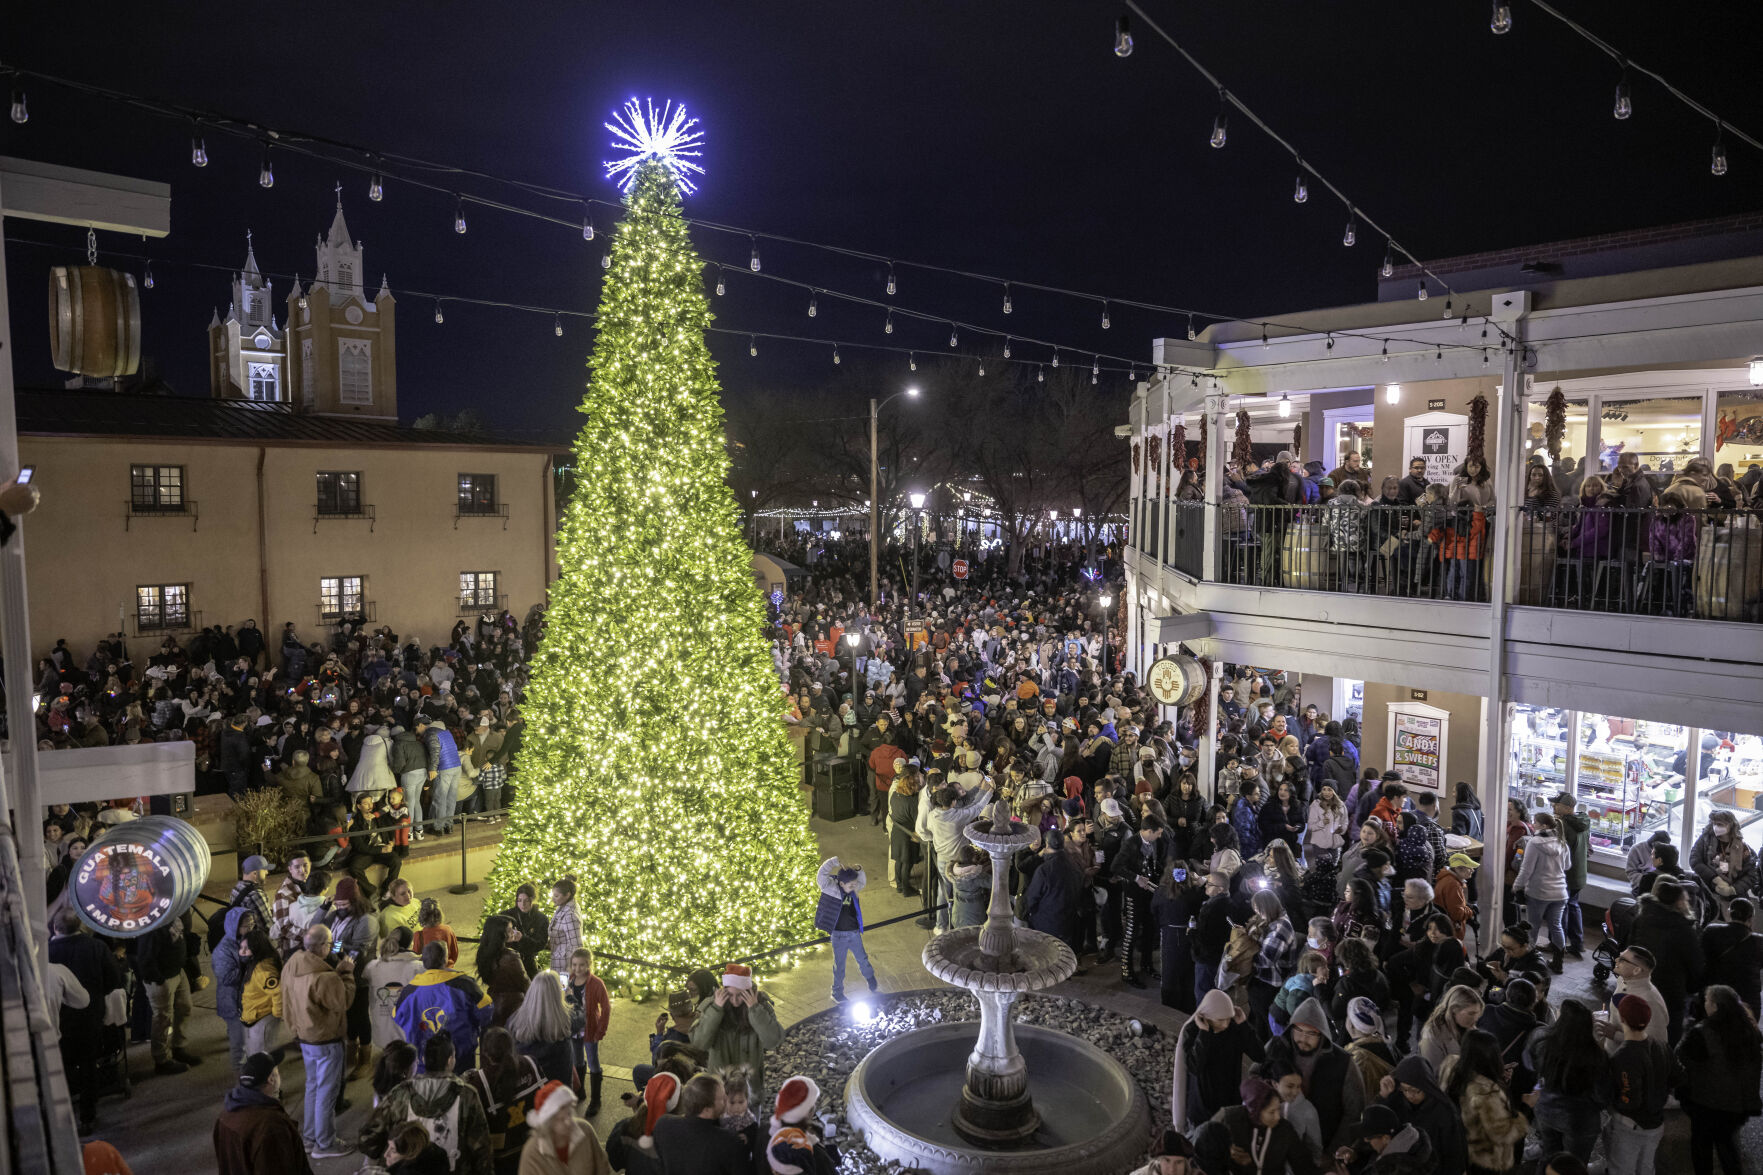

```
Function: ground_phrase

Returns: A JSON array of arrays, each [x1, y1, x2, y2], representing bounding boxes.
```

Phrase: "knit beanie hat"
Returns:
[[1346, 996, 1384, 1038], [770, 1075, 820, 1135], [767, 1127, 815, 1174], [1616, 993, 1653, 1032], [529, 1080, 574, 1130], [1196, 989, 1235, 1021], [637, 1072, 680, 1149], [332, 877, 358, 904]]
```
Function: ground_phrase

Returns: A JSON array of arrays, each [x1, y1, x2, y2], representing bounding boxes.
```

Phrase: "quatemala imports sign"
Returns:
[[75, 840, 177, 933]]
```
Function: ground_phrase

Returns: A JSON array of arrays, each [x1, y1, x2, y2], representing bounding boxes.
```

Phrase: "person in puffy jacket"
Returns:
[[346, 725, 397, 797], [213, 906, 254, 1070], [1690, 810, 1760, 920], [394, 941, 494, 1071], [1513, 812, 1572, 974], [238, 927, 285, 1056]]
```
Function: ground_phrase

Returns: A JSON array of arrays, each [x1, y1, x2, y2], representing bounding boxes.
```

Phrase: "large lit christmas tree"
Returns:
[[487, 101, 819, 991]]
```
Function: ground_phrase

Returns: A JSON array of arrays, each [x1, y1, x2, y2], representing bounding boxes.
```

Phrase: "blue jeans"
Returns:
[[399, 768, 426, 831], [1603, 1112, 1663, 1175], [831, 929, 875, 997], [1564, 886, 1584, 950], [430, 767, 461, 831], [1527, 896, 1566, 950], [1537, 1095, 1601, 1164], [1194, 960, 1217, 1006], [299, 1040, 346, 1149], [1445, 557, 1479, 601], [224, 1017, 247, 1070]]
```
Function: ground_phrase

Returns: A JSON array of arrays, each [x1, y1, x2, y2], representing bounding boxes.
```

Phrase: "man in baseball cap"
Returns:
[[213, 1048, 311, 1175]]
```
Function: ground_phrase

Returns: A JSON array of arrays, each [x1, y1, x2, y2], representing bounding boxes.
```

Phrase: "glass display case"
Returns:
[[1699, 732, 1763, 855], [1576, 714, 1688, 856], [1510, 704, 1572, 818]]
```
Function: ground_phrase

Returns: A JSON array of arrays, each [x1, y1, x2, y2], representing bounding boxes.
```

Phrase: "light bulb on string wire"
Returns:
[[1418, 280, 1429, 302], [749, 335, 758, 357], [258, 147, 274, 189], [1114, 14, 1133, 57], [833, 345, 841, 365], [582, 214, 595, 241], [434, 300, 444, 325], [884, 311, 894, 335], [1381, 340, 1389, 362], [1002, 284, 1013, 314], [1003, 337, 1012, 358], [143, 262, 154, 290], [886, 264, 896, 297], [1293, 174, 1308, 203], [1614, 68, 1632, 120], [1443, 298, 1453, 319], [454, 197, 468, 234], [9, 90, 26, 125], [1491, 2, 1512, 34], [1038, 366, 1045, 383], [368, 174, 383, 202], [600, 251, 611, 270], [1712, 126, 1729, 176], [807, 292, 818, 318], [1342, 215, 1357, 247], [1101, 302, 1111, 330], [1381, 242, 1395, 279], [1051, 349, 1060, 368], [714, 267, 725, 297], [1210, 90, 1229, 148], [1187, 314, 1197, 341], [949, 324, 958, 347], [1091, 369, 1098, 385], [553, 315, 563, 337], [978, 359, 985, 376], [909, 352, 917, 372], [749, 238, 761, 272], [191, 137, 208, 168]]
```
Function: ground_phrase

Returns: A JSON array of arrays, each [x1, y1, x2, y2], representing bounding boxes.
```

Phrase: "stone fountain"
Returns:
[[843, 799, 1150, 1174]]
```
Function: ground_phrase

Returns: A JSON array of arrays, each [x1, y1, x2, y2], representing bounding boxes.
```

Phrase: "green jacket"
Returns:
[[1559, 810, 1590, 891], [689, 993, 783, 1091], [359, 1074, 491, 1175]]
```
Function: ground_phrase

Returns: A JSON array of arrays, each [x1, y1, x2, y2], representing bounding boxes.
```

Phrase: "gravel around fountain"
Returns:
[[769, 989, 1173, 1174]]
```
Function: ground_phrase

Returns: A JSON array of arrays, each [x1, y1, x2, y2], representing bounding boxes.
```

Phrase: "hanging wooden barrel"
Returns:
[[1696, 518, 1763, 621], [70, 815, 212, 938], [48, 265, 142, 377], [1282, 518, 1330, 590], [1516, 520, 1558, 606], [1146, 654, 1207, 707]]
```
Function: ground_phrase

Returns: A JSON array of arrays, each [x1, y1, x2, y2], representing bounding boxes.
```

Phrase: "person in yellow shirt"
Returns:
[[378, 878, 423, 941], [238, 927, 283, 1056]]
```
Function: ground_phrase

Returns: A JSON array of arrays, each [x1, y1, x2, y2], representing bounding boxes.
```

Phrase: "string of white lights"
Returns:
[[3, 62, 1505, 357], [1498, 0, 1759, 172], [7, 235, 1171, 387]]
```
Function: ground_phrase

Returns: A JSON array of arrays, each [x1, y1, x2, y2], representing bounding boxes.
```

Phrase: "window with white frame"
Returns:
[[136, 583, 190, 631], [459, 571, 499, 608], [338, 339, 373, 405], [319, 575, 364, 619], [248, 362, 281, 402]]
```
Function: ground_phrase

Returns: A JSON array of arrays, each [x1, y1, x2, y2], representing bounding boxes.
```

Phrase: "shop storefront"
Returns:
[[1509, 702, 1763, 864]]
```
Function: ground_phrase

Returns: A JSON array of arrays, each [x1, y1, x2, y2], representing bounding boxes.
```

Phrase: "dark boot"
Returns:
[[586, 1072, 603, 1118], [1548, 944, 1565, 974]]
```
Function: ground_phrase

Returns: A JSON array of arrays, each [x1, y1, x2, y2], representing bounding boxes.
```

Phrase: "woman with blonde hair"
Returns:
[[505, 969, 576, 1086], [1419, 983, 1486, 1072]]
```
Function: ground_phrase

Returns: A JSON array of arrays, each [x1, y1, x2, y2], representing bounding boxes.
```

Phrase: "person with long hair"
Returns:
[[1676, 984, 1762, 1175], [888, 763, 923, 897], [1442, 1028, 1529, 1175], [1335, 819, 1394, 899], [1444, 455, 1495, 601], [1304, 782, 1350, 864], [476, 914, 530, 1027], [463, 1026, 545, 1173], [237, 925, 284, 1057], [1522, 999, 1608, 1163], [1419, 984, 1485, 1073], [363, 925, 421, 1054], [1332, 877, 1386, 946], [1514, 812, 1572, 973], [547, 875, 580, 973], [505, 969, 575, 1086], [1263, 839, 1309, 927], [1259, 780, 1306, 859], [1245, 889, 1300, 1035], [1166, 772, 1207, 860]]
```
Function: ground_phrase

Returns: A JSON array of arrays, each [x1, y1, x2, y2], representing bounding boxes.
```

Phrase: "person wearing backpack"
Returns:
[[463, 1026, 544, 1174]]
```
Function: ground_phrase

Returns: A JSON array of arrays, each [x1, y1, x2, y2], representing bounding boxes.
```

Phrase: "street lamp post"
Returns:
[[871, 385, 921, 607], [1097, 591, 1114, 674], [844, 629, 861, 696], [908, 490, 927, 630]]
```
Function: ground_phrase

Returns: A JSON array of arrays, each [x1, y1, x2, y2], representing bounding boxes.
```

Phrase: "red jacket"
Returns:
[[214, 1086, 314, 1175], [868, 743, 904, 792], [570, 973, 611, 1042]]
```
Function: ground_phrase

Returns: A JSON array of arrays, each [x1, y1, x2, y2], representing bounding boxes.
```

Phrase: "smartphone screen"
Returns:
[[15, 467, 33, 485]]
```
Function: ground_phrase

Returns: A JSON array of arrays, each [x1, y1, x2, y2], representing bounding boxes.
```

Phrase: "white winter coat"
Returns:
[[346, 730, 397, 794], [1514, 830, 1571, 902]]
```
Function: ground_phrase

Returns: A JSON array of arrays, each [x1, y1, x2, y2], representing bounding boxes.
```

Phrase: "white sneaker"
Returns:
[[311, 1141, 357, 1159]]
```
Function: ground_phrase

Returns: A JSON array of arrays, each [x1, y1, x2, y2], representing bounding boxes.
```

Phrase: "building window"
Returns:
[[249, 362, 281, 402], [459, 571, 499, 608], [319, 575, 365, 620], [130, 465, 184, 511], [338, 339, 372, 405], [316, 471, 363, 515], [136, 583, 190, 631], [458, 473, 498, 514], [301, 338, 315, 406]]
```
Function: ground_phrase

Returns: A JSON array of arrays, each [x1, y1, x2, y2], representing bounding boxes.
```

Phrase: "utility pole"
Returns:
[[869, 396, 879, 606]]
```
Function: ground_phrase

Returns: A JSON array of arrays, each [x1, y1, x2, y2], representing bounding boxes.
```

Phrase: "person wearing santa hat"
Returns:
[[606, 1072, 679, 1175], [688, 964, 782, 1092], [518, 1077, 611, 1175], [765, 1126, 836, 1175], [652, 1073, 750, 1175]]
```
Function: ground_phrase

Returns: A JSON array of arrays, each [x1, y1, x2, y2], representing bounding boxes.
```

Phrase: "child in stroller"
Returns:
[[1592, 870, 1718, 983]]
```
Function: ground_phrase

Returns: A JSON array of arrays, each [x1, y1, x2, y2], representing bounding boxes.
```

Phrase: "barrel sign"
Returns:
[[1146, 655, 1207, 707], [952, 559, 969, 580], [72, 816, 212, 938]]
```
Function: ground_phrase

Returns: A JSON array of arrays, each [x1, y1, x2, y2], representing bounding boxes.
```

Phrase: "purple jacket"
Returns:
[[1647, 514, 1697, 562]]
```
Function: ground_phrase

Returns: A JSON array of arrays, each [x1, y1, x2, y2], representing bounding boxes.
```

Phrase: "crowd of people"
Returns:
[[36, 534, 1763, 1175]]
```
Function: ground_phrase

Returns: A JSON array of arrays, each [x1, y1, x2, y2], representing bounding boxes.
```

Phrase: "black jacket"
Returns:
[[651, 1114, 751, 1175], [1700, 921, 1763, 1013], [1021, 851, 1084, 947], [1629, 895, 1704, 1010], [1192, 892, 1234, 966]]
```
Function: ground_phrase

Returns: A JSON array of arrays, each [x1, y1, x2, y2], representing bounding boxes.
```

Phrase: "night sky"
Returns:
[[4, 2, 1758, 439]]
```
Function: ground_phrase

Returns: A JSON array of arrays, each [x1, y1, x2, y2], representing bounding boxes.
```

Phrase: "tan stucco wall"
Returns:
[[18, 435, 555, 661]]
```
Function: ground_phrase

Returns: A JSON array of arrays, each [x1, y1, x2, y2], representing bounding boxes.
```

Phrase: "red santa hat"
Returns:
[[637, 1072, 680, 1150], [769, 1074, 820, 1135], [722, 963, 754, 990], [528, 1080, 575, 1130]]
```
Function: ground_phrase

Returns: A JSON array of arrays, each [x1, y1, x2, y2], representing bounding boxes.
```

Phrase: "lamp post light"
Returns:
[[871, 385, 921, 607], [1097, 592, 1115, 673], [908, 490, 927, 628], [844, 629, 862, 695]]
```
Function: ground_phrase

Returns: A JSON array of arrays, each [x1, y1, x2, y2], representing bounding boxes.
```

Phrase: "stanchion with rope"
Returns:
[[449, 812, 479, 895]]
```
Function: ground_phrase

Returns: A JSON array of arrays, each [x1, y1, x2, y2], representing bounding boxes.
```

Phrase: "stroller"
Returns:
[[1590, 873, 1717, 983]]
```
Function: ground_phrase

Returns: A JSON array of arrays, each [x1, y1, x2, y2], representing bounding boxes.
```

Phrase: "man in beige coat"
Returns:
[[280, 924, 357, 1158]]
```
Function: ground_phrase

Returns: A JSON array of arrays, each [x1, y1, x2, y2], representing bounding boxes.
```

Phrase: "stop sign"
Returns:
[[952, 559, 969, 580]]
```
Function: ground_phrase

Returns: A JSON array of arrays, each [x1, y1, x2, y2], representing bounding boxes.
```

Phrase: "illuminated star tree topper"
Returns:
[[604, 97, 706, 195]]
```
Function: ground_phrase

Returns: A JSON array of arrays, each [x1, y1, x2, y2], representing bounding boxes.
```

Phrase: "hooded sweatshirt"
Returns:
[[214, 1084, 311, 1175], [1172, 991, 1265, 1131], [1379, 1055, 1467, 1175], [360, 1075, 493, 1175], [1263, 997, 1367, 1150]]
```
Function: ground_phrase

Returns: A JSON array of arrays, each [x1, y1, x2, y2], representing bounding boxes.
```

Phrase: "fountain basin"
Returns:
[[844, 1020, 1151, 1175]]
